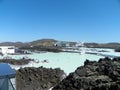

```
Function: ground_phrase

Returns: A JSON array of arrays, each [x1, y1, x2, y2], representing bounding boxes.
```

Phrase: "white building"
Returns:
[[54, 41, 70, 47], [0, 46, 15, 54], [75, 42, 84, 47]]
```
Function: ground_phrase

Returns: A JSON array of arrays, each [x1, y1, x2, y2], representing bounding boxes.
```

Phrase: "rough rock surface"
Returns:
[[53, 57, 120, 90], [0, 59, 32, 65], [16, 67, 66, 90]]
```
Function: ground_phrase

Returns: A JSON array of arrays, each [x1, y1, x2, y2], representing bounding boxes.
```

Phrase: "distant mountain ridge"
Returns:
[[29, 39, 58, 46], [85, 42, 120, 49], [0, 39, 58, 47], [0, 42, 29, 47], [0, 39, 120, 49]]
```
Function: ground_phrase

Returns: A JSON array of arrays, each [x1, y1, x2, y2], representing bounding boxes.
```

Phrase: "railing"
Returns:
[[8, 79, 15, 90]]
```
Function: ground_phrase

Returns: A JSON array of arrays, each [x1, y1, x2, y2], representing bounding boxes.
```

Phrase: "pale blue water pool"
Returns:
[[6, 52, 104, 74], [1, 48, 120, 74]]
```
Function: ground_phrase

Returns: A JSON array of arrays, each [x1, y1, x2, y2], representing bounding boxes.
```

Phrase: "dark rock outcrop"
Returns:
[[0, 59, 32, 65], [16, 67, 66, 90], [115, 47, 120, 52], [53, 57, 120, 90], [20, 46, 62, 52]]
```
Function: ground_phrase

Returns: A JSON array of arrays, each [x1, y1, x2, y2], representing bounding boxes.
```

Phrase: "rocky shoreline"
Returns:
[[0, 59, 33, 65], [2, 56, 120, 90], [53, 57, 120, 90], [16, 67, 66, 90]]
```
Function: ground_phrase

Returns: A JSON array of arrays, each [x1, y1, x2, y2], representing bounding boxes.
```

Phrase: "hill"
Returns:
[[30, 39, 58, 46], [0, 42, 29, 47], [85, 42, 120, 49], [0, 39, 58, 47], [0, 39, 120, 49]]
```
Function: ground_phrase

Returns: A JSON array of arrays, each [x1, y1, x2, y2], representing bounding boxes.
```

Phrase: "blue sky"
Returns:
[[0, 0, 120, 43]]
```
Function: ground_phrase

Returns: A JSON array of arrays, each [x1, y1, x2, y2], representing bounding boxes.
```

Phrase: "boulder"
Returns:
[[16, 67, 66, 90], [53, 57, 120, 90]]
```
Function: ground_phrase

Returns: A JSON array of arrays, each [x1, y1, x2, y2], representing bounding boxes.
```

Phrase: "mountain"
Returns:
[[0, 39, 120, 49], [0, 39, 58, 47], [0, 42, 29, 47], [85, 42, 120, 49], [30, 39, 58, 46]]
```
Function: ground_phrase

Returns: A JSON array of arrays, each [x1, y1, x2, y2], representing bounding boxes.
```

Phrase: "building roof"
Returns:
[[0, 46, 15, 47], [0, 63, 16, 79]]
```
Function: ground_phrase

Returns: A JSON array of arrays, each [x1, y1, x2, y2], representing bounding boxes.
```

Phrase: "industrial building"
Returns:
[[0, 46, 15, 55]]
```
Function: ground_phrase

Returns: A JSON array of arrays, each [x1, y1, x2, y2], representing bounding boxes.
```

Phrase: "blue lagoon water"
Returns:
[[7, 52, 105, 74]]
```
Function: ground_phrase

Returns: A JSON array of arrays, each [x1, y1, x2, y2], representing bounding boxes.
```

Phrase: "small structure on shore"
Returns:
[[41, 59, 49, 63], [75, 42, 84, 47], [0, 63, 16, 90], [54, 41, 70, 47], [0, 46, 15, 55]]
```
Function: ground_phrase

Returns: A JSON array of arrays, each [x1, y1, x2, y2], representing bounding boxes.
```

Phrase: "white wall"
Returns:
[[0, 46, 15, 54]]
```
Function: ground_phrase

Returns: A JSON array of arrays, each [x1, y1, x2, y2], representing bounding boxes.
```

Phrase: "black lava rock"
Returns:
[[53, 57, 120, 90], [16, 67, 66, 90]]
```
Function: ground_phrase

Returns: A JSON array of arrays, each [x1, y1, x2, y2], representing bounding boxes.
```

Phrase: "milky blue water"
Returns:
[[1, 48, 120, 74], [7, 52, 104, 74]]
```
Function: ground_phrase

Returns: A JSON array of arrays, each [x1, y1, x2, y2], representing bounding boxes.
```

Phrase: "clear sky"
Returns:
[[0, 0, 120, 43]]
